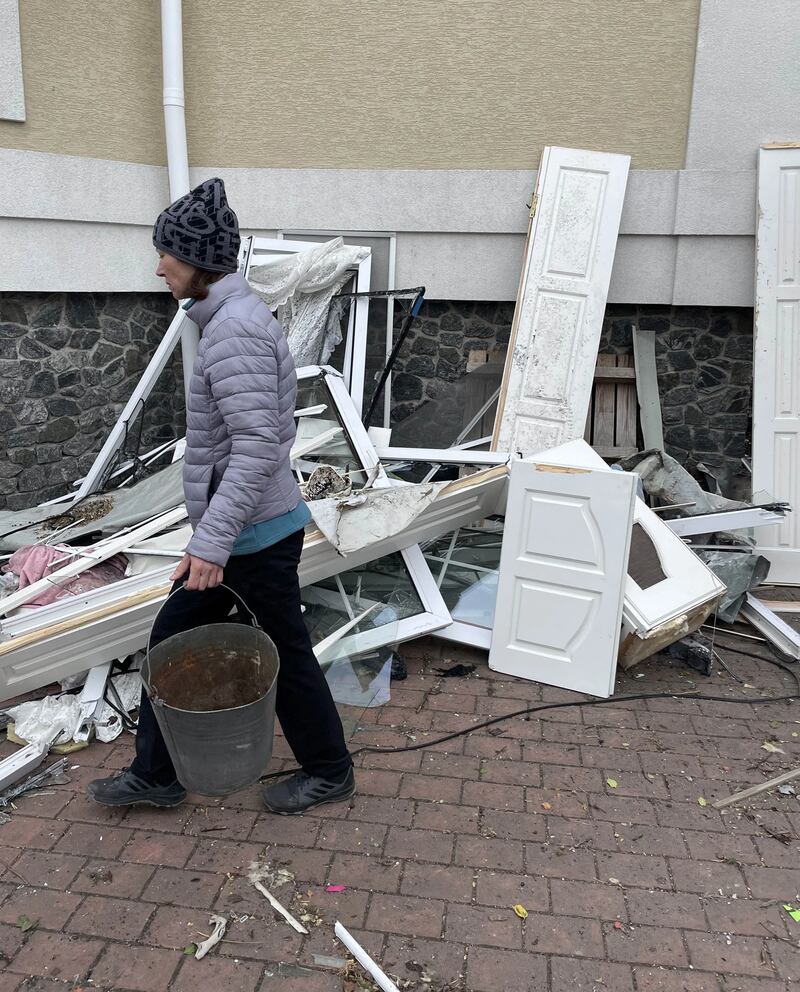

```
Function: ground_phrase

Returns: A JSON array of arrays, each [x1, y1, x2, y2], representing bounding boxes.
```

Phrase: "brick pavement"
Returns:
[[0, 636, 798, 990]]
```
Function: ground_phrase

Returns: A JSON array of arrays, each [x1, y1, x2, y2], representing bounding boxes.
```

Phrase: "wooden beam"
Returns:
[[713, 767, 800, 809]]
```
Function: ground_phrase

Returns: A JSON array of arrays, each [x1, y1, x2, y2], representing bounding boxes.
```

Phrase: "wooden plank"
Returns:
[[713, 767, 800, 809], [594, 446, 638, 459], [592, 366, 637, 383], [593, 355, 616, 450], [615, 354, 638, 450], [632, 326, 664, 450]]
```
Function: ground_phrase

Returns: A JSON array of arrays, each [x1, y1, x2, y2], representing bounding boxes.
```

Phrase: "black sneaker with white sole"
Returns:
[[262, 767, 355, 815], [87, 768, 186, 808]]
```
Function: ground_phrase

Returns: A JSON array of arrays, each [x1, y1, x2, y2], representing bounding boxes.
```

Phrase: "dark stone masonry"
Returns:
[[0, 293, 753, 509], [0, 292, 182, 511]]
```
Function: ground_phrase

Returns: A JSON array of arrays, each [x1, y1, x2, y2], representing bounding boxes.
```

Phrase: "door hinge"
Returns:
[[528, 193, 539, 219]]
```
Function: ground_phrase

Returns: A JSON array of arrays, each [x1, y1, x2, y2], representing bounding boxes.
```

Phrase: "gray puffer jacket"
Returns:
[[182, 273, 302, 566]]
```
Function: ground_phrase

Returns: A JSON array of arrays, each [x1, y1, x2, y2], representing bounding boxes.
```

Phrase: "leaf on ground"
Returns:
[[761, 742, 785, 753], [606, 778, 618, 789], [697, 797, 707, 807], [513, 904, 528, 919], [183, 944, 198, 955], [17, 915, 38, 933]]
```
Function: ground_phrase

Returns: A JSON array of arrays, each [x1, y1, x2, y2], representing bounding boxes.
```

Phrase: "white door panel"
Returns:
[[754, 146, 800, 583], [489, 450, 635, 698], [492, 147, 630, 457]]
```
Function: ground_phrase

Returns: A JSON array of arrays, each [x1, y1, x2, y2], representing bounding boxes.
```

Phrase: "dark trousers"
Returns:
[[131, 529, 352, 786]]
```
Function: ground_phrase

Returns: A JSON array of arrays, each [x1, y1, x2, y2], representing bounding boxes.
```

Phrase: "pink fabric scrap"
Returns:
[[3, 544, 128, 609]]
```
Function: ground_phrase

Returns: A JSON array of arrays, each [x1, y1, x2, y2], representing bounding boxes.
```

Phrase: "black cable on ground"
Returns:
[[259, 644, 800, 783]]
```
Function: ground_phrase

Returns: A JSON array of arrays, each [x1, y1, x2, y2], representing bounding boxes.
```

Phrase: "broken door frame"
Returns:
[[491, 146, 630, 457], [753, 144, 800, 584]]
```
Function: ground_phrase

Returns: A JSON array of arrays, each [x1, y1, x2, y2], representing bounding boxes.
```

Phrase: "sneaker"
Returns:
[[87, 768, 186, 808], [262, 767, 355, 815]]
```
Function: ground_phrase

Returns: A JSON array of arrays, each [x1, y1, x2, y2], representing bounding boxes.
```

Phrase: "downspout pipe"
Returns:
[[160, 0, 198, 400]]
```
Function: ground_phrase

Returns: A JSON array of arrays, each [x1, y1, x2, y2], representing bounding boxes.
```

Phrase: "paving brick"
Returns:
[[587, 793, 657, 825], [462, 780, 525, 811], [255, 844, 332, 884], [304, 884, 369, 929], [768, 936, 800, 982], [550, 955, 635, 992], [378, 704, 435, 728], [704, 896, 789, 937], [67, 893, 153, 940], [385, 825, 454, 864], [9, 788, 71, 820], [58, 792, 129, 826], [70, 858, 153, 898], [121, 830, 197, 867], [0, 886, 81, 929], [0, 921, 23, 963], [542, 764, 605, 794], [366, 893, 444, 938], [467, 945, 547, 992], [260, 969, 347, 990], [184, 805, 259, 841], [143, 903, 213, 950], [353, 769, 402, 797], [398, 772, 462, 803], [638, 751, 703, 777], [479, 758, 541, 788], [605, 921, 688, 966], [9, 851, 84, 891], [122, 804, 193, 833], [754, 835, 800, 868], [421, 752, 481, 780], [328, 853, 401, 893], [627, 889, 706, 930], [89, 943, 180, 991], [525, 911, 604, 957], [455, 835, 523, 871], [413, 801, 480, 834], [54, 821, 132, 859], [401, 862, 475, 903], [612, 824, 688, 858], [425, 690, 476, 713], [474, 870, 548, 912], [682, 829, 760, 864], [546, 816, 617, 850], [656, 801, 727, 832], [745, 865, 800, 900], [360, 749, 422, 773], [685, 931, 774, 978], [670, 857, 747, 897], [632, 967, 720, 991], [316, 819, 387, 855], [650, 732, 713, 756], [347, 796, 414, 827], [7, 931, 103, 980], [382, 935, 466, 985], [444, 903, 522, 949], [466, 737, 523, 761], [249, 812, 321, 847], [480, 807, 546, 843], [526, 787, 590, 818], [0, 973, 20, 992], [0, 816, 67, 851], [595, 852, 671, 889], [185, 838, 262, 873], [580, 744, 642, 772], [141, 866, 225, 909], [550, 879, 626, 921], [524, 843, 596, 881]]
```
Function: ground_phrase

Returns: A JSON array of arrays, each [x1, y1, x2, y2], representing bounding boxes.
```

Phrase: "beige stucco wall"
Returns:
[[1, 0, 699, 170], [0, 0, 165, 164]]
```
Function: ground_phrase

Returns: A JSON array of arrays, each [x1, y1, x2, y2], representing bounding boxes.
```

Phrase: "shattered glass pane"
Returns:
[[422, 521, 503, 631], [301, 551, 424, 734], [294, 376, 369, 488]]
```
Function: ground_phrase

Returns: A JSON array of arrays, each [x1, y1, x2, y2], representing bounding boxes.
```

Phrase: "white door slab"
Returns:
[[753, 145, 800, 584], [489, 451, 635, 698], [492, 146, 630, 457]]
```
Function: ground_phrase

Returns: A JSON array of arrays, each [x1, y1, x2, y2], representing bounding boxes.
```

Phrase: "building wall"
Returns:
[[1, 0, 699, 170]]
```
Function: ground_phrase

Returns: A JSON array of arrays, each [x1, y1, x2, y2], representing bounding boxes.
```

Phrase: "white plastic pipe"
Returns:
[[160, 0, 199, 399]]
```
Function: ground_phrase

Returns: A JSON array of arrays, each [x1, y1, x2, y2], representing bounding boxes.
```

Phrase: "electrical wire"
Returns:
[[259, 644, 799, 783]]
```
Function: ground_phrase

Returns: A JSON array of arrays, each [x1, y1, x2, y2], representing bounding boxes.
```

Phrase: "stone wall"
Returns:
[[390, 301, 754, 496], [0, 292, 181, 511], [0, 292, 755, 509]]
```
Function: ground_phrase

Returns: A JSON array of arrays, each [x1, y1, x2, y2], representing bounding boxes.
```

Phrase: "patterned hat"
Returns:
[[153, 177, 240, 273]]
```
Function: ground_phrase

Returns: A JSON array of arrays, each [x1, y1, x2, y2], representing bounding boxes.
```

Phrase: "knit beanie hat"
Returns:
[[153, 177, 240, 273]]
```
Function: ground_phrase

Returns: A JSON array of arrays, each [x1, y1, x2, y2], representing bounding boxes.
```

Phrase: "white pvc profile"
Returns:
[[665, 507, 787, 537]]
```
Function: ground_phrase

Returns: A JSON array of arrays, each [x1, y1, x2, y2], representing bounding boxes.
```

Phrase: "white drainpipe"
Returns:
[[160, 0, 198, 399]]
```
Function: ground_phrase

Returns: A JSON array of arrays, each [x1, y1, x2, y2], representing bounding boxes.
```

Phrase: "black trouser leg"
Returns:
[[131, 530, 351, 786], [226, 530, 352, 782]]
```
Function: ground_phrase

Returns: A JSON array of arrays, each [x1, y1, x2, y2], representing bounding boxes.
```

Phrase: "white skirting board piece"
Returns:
[[492, 146, 630, 458], [665, 506, 787, 537], [753, 145, 800, 584], [740, 593, 800, 661], [489, 442, 636, 698]]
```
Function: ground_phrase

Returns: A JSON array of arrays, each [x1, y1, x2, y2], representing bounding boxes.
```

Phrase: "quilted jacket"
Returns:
[[182, 273, 302, 566]]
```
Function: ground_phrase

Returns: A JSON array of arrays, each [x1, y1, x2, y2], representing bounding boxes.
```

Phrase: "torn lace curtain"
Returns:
[[247, 237, 370, 368]]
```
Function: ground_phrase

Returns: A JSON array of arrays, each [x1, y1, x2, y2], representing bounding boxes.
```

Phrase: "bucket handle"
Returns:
[[145, 582, 262, 705]]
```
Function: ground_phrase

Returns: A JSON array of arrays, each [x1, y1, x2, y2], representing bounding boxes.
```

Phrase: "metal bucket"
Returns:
[[141, 585, 279, 797]]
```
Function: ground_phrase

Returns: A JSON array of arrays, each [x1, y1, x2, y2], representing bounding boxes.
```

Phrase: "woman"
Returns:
[[88, 178, 354, 814]]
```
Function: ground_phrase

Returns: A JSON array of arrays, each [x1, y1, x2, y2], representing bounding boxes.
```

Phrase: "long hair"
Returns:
[[188, 267, 224, 300]]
